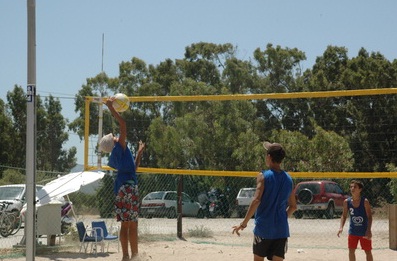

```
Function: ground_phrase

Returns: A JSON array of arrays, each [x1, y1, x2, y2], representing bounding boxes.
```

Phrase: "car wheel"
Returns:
[[298, 188, 313, 205], [325, 203, 335, 219], [294, 211, 303, 219], [166, 208, 177, 219]]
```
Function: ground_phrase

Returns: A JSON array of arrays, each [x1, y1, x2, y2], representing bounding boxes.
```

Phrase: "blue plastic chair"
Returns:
[[92, 220, 119, 252], [76, 221, 104, 254]]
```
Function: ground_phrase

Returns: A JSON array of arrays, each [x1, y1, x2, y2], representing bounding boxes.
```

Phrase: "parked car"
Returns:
[[293, 180, 348, 219], [0, 184, 44, 214], [140, 191, 202, 218], [235, 188, 256, 218]]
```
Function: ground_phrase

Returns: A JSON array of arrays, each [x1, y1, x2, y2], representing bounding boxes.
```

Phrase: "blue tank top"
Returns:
[[108, 142, 137, 194], [253, 169, 293, 239], [347, 197, 368, 236]]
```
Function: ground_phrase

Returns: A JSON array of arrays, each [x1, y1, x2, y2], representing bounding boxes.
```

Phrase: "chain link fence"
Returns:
[[0, 166, 394, 258]]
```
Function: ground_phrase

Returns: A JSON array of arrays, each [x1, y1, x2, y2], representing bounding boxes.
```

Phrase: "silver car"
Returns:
[[140, 191, 202, 218], [0, 184, 44, 213]]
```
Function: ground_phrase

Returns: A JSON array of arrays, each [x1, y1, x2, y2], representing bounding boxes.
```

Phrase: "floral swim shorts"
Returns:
[[115, 183, 139, 222]]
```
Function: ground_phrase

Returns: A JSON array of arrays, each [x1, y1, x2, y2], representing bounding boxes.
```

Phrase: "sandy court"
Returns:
[[3, 217, 396, 260], [6, 238, 397, 261]]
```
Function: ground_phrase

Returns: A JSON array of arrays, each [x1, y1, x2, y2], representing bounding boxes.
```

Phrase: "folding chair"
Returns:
[[75, 221, 104, 254], [92, 220, 119, 252]]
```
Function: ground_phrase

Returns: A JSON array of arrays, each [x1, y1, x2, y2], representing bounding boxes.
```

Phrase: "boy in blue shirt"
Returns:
[[337, 180, 373, 261]]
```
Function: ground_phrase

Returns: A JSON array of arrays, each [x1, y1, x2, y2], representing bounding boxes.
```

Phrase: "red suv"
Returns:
[[293, 180, 348, 219]]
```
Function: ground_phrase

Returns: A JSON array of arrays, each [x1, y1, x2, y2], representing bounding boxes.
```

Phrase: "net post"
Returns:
[[84, 97, 90, 170], [97, 100, 103, 170], [389, 204, 397, 250]]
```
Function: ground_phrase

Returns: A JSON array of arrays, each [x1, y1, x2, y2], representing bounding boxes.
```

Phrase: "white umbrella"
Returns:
[[37, 171, 105, 205]]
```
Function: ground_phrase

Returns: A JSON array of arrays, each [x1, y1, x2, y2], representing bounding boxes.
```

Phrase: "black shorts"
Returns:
[[252, 235, 288, 260]]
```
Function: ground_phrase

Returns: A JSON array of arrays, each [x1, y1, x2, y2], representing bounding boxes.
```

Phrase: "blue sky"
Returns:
[[1, 0, 397, 165]]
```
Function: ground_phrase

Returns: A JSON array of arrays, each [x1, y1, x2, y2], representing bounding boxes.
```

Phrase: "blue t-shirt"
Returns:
[[347, 197, 368, 236], [108, 142, 137, 194], [253, 169, 293, 239]]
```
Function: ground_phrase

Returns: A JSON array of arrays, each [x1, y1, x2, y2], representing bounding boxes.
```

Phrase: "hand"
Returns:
[[232, 223, 246, 237], [105, 96, 116, 108], [364, 230, 372, 240], [337, 229, 343, 237], [138, 140, 146, 153]]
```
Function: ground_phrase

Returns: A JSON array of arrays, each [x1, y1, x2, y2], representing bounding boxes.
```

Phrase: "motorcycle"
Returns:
[[208, 189, 231, 218], [197, 192, 211, 218]]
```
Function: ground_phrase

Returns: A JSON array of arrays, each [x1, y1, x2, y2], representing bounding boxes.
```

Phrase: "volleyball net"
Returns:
[[83, 88, 397, 179]]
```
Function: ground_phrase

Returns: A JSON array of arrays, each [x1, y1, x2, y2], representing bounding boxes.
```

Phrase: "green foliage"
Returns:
[[68, 191, 100, 215], [0, 169, 25, 185], [2, 86, 76, 173], [386, 164, 397, 203]]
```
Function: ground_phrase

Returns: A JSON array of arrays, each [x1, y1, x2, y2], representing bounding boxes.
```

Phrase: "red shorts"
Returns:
[[348, 234, 372, 251]]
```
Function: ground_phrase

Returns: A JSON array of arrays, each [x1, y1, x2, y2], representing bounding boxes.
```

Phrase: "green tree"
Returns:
[[37, 95, 77, 172], [6, 86, 28, 168], [306, 46, 397, 171], [5, 87, 76, 173], [0, 99, 13, 175], [67, 42, 397, 204], [253, 44, 310, 135], [0, 169, 25, 185]]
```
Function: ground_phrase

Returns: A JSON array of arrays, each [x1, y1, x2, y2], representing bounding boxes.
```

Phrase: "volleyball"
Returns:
[[112, 93, 130, 112]]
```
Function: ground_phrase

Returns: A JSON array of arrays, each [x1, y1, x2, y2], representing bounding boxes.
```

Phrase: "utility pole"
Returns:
[[26, 0, 37, 260]]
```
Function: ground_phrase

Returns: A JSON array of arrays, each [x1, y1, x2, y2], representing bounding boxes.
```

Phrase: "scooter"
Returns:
[[208, 190, 231, 218], [197, 192, 211, 218]]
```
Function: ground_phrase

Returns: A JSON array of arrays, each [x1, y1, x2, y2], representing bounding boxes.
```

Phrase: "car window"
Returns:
[[145, 192, 165, 200], [239, 188, 255, 198], [0, 187, 24, 200], [182, 193, 191, 202], [334, 184, 343, 194], [296, 183, 320, 194], [164, 192, 177, 201], [325, 183, 333, 193]]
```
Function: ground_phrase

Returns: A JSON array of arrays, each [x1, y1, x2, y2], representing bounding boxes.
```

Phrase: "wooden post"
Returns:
[[389, 204, 397, 250], [177, 175, 183, 240], [48, 235, 56, 246]]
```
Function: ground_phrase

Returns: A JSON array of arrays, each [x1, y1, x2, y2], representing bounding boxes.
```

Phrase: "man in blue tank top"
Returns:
[[337, 180, 373, 261], [232, 141, 297, 261]]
